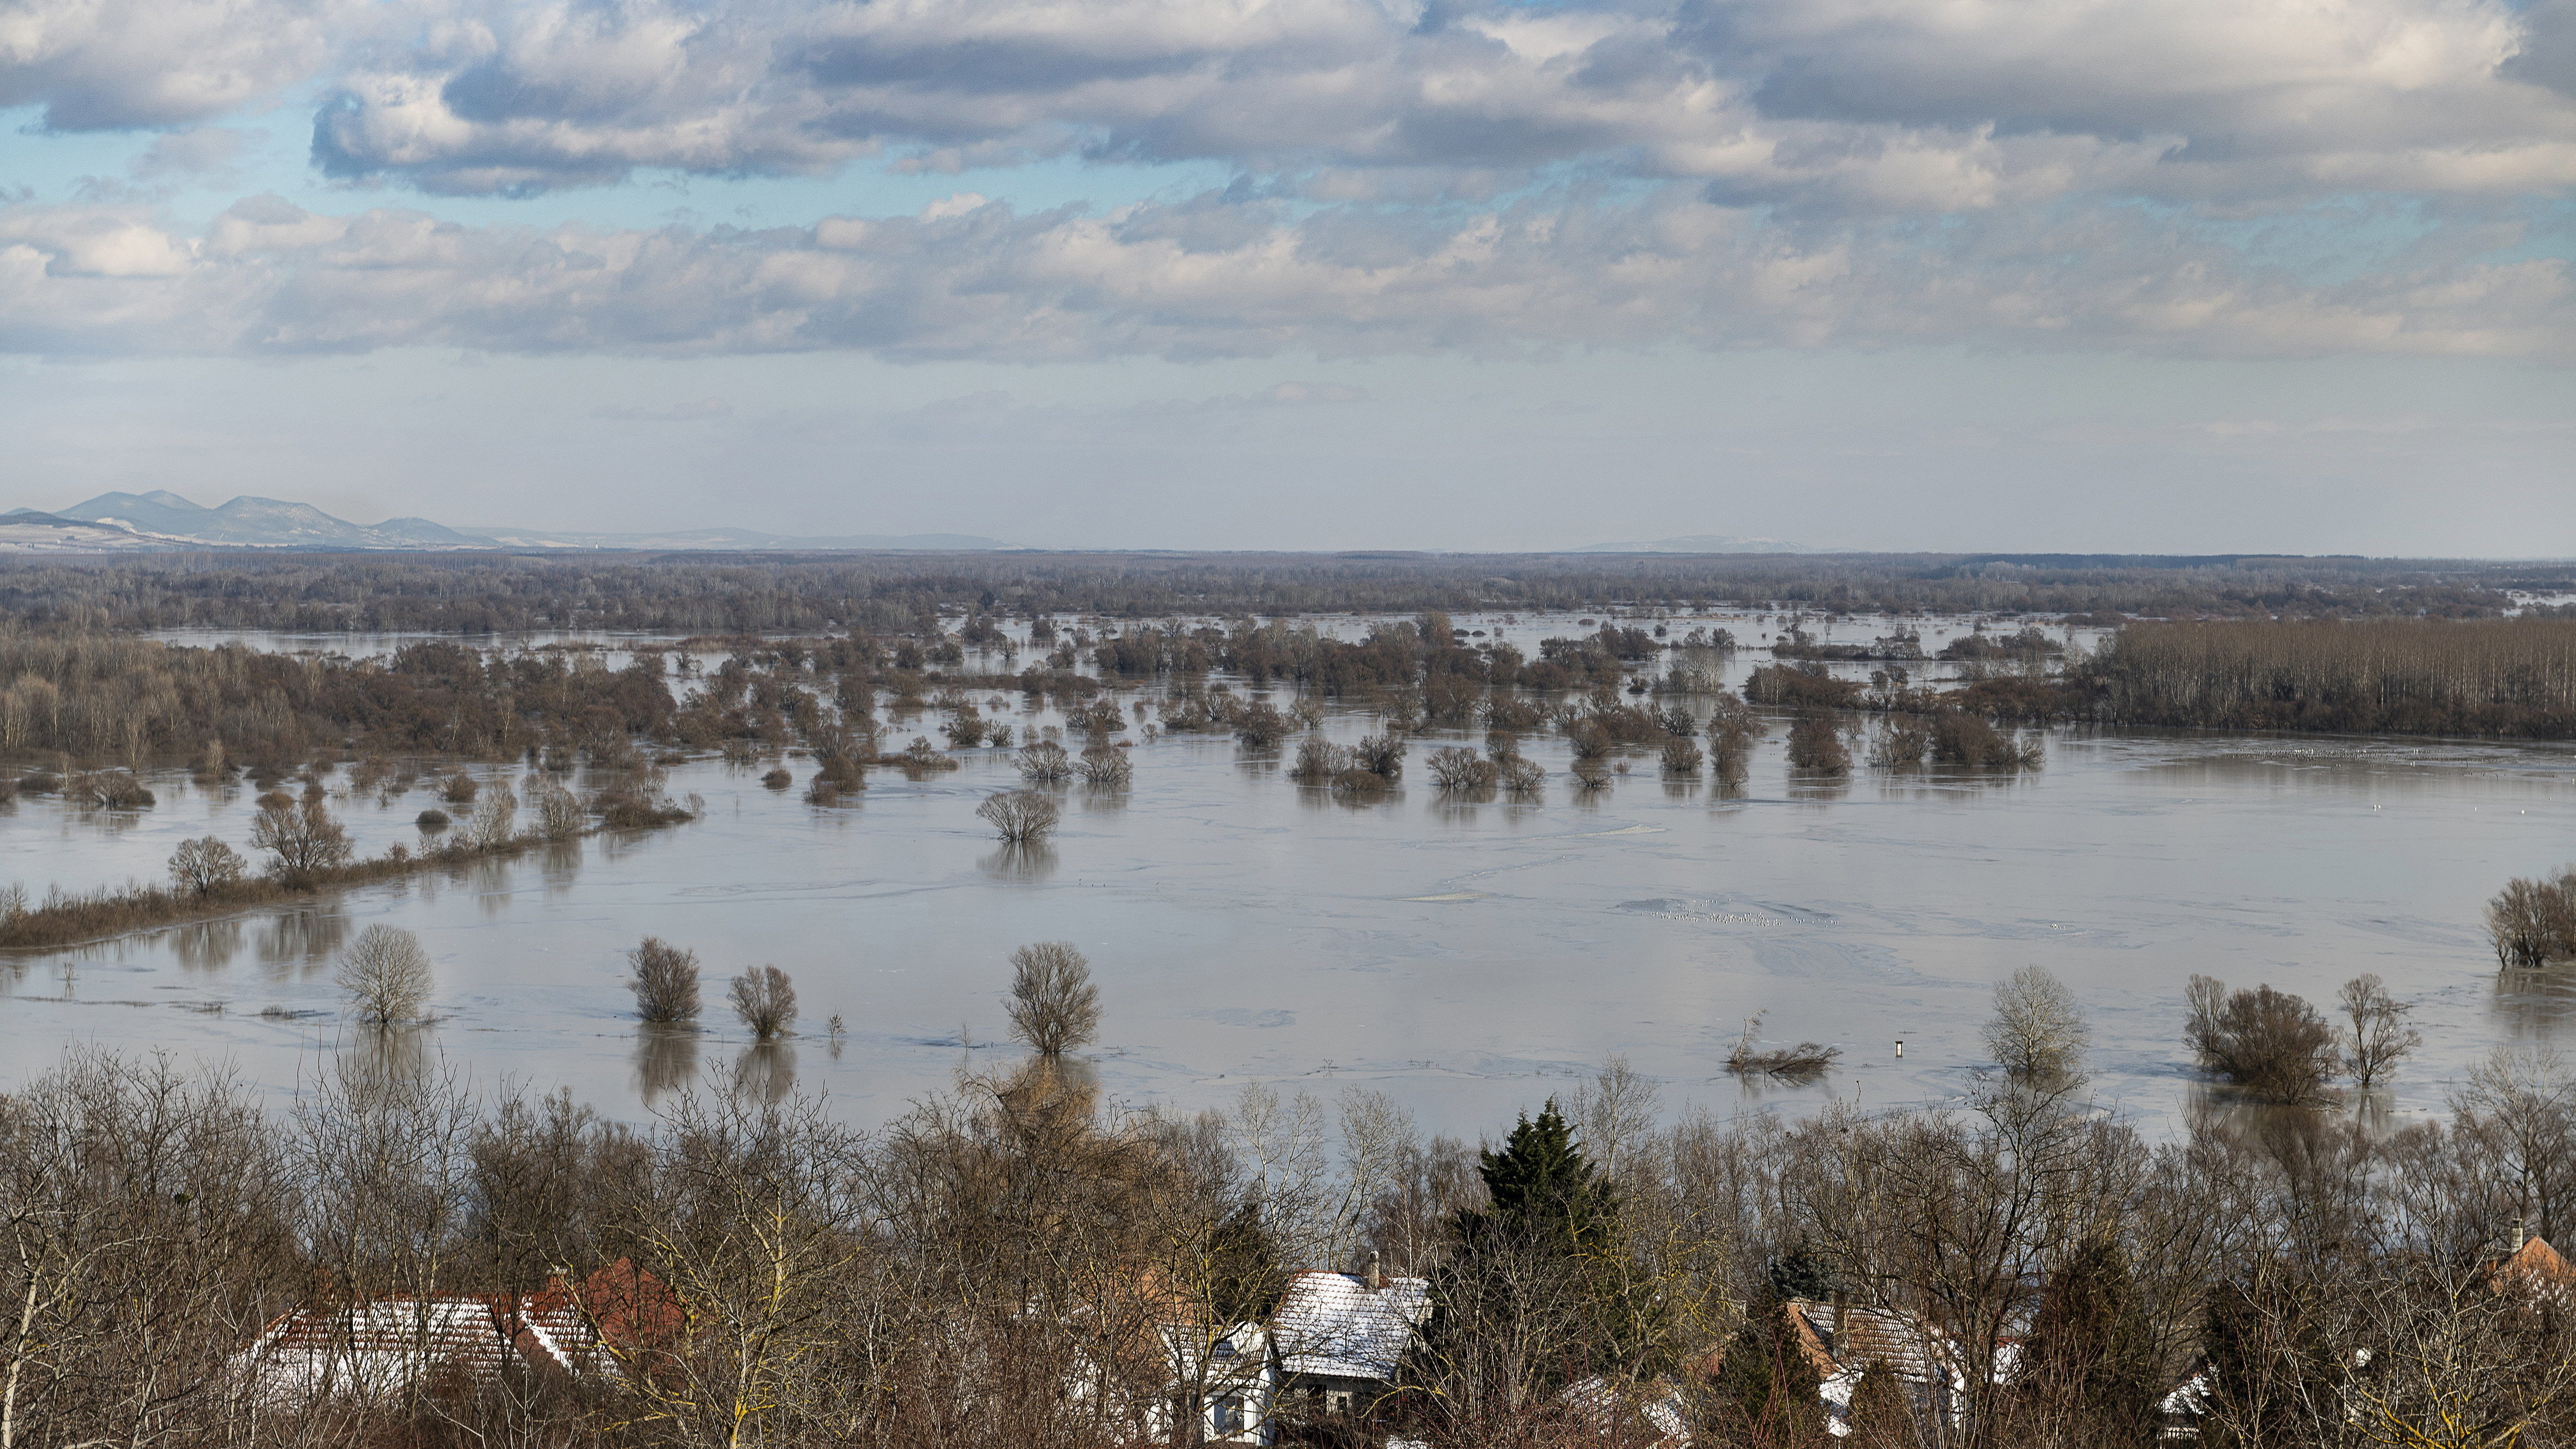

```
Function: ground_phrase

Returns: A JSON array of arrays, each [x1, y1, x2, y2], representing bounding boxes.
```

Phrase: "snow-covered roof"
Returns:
[[235, 1261, 676, 1402], [1272, 1271, 1431, 1382]]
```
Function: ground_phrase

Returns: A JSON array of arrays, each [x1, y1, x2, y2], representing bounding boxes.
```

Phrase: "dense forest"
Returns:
[[0, 550, 2564, 633], [6, 957, 2573, 1449]]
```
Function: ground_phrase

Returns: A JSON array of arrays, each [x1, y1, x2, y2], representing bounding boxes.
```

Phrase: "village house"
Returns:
[[1269, 1259, 1434, 1426], [233, 1260, 678, 1404]]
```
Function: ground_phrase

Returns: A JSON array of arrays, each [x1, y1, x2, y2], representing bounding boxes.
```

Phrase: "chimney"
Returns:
[[1367, 1250, 1383, 1291]]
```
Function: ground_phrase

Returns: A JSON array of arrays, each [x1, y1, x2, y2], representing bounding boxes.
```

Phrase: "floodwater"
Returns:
[[7, 612, 2574, 1141]]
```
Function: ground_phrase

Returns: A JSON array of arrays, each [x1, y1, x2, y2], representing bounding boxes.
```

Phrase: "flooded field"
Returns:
[[8, 614, 2573, 1140]]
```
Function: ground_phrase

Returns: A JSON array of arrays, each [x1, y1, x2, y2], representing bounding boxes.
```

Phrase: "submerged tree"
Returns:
[[2185, 976, 2339, 1104], [729, 965, 797, 1039], [337, 924, 433, 1027], [629, 936, 702, 1024], [2338, 973, 2421, 1092], [1007, 941, 1100, 1056], [1985, 965, 2090, 1085]]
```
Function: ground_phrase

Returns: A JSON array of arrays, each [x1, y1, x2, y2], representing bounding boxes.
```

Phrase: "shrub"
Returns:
[[1290, 738, 1347, 783], [1659, 737, 1704, 774], [1426, 747, 1498, 790], [531, 780, 586, 840], [2184, 976, 2339, 1104], [761, 768, 792, 789], [629, 937, 702, 1023], [940, 714, 989, 749], [1786, 713, 1851, 774], [338, 924, 433, 1026], [416, 809, 450, 829], [1233, 701, 1291, 748], [1871, 716, 1933, 769], [729, 965, 797, 1039], [1570, 757, 1611, 790], [1008, 941, 1100, 1056], [1352, 734, 1406, 780], [441, 773, 480, 804], [1018, 741, 1074, 784], [977, 790, 1061, 843], [167, 837, 247, 895], [1075, 747, 1132, 788], [68, 771, 155, 808], [1932, 713, 2042, 770], [2487, 868, 2576, 968]]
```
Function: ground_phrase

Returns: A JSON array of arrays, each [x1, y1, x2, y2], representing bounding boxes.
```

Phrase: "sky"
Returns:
[[2, 0, 2573, 552]]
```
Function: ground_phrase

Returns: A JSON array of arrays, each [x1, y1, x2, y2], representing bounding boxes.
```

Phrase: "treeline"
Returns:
[[7, 970, 2575, 1449], [0, 551, 2561, 633], [2081, 618, 2576, 738]]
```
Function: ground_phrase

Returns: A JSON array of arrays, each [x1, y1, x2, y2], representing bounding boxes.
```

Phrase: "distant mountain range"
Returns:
[[5, 491, 1012, 553], [1576, 533, 1827, 554]]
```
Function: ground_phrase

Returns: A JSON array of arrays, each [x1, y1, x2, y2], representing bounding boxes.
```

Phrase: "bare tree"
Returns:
[[729, 966, 798, 1039], [165, 836, 246, 895], [1017, 741, 1074, 783], [2338, 973, 2421, 1092], [530, 779, 585, 840], [1984, 965, 2090, 1084], [337, 923, 434, 1026], [2487, 868, 2576, 969], [249, 792, 351, 883], [977, 789, 1061, 843], [630, 936, 703, 1023], [1076, 745, 1133, 787], [2186, 975, 2339, 1104], [1008, 941, 1100, 1056]]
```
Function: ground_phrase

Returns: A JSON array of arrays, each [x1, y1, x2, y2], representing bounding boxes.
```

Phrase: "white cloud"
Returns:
[[0, 0, 350, 128], [254, 0, 2576, 213], [0, 189, 2563, 362]]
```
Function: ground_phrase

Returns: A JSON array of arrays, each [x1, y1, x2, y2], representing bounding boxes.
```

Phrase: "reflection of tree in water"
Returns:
[[539, 840, 582, 895], [732, 1039, 796, 1103], [2494, 968, 2576, 1041], [2182, 1083, 2350, 1147], [173, 917, 245, 972], [635, 1026, 699, 1104], [978, 843, 1057, 884], [349, 1024, 431, 1083], [257, 906, 347, 976], [467, 856, 514, 917]]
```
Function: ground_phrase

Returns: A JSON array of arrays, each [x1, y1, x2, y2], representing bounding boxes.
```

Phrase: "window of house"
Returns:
[[1211, 1337, 1234, 1359], [1215, 1394, 1243, 1435]]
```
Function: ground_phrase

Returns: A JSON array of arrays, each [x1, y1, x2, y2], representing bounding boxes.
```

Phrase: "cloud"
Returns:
[[592, 398, 735, 420], [0, 189, 2564, 363], [244, 0, 2576, 217], [0, 0, 349, 129]]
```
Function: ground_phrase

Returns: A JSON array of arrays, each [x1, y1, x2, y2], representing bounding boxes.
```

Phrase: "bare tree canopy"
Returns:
[[629, 936, 702, 1024], [2488, 867, 2576, 969], [1007, 941, 1100, 1057], [336, 923, 434, 1026], [166, 836, 246, 896], [976, 790, 1061, 844], [729, 965, 797, 1039], [249, 793, 351, 884], [2186, 974, 2340, 1104], [2340, 973, 2422, 1092], [1984, 965, 2090, 1083]]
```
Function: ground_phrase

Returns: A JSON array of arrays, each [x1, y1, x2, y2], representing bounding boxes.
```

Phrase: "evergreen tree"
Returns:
[[1714, 1290, 1825, 1448], [1847, 1360, 1912, 1448], [1476, 1099, 1613, 1246], [2025, 1237, 2159, 1447]]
